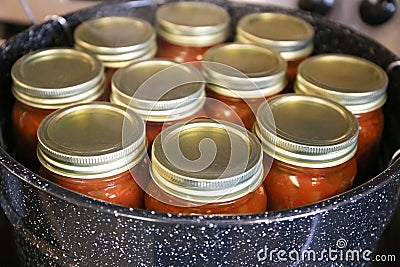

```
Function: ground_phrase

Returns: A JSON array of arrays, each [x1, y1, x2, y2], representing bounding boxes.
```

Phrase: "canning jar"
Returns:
[[236, 12, 314, 88], [155, 1, 230, 63], [294, 54, 388, 183], [37, 102, 148, 208], [202, 43, 287, 130], [145, 119, 267, 215], [110, 59, 207, 149], [254, 94, 359, 210], [74, 16, 157, 101], [11, 48, 105, 171]]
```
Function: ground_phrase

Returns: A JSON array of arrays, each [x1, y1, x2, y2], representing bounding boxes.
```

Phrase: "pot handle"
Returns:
[[386, 60, 400, 168], [43, 15, 70, 32], [388, 148, 400, 167], [387, 60, 400, 72], [42, 15, 74, 45]]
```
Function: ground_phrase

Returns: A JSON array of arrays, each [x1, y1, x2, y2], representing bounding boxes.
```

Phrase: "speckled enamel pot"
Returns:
[[1, 1, 400, 266]]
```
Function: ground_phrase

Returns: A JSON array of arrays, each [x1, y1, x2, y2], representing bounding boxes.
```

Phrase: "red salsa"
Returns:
[[39, 160, 148, 208], [354, 108, 384, 181], [264, 157, 356, 210], [145, 181, 267, 215], [156, 38, 215, 63], [205, 88, 272, 131], [12, 101, 54, 171]]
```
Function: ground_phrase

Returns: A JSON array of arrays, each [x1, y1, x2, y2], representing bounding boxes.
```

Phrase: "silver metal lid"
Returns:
[[156, 1, 230, 47], [12, 48, 105, 109], [74, 16, 157, 68], [202, 43, 287, 98], [150, 119, 264, 203], [110, 59, 206, 122], [295, 54, 388, 113], [37, 102, 146, 179], [254, 94, 359, 168], [236, 13, 314, 61]]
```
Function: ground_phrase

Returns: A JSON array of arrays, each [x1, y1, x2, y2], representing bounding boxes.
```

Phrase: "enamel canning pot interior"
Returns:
[[1, 0, 400, 266]]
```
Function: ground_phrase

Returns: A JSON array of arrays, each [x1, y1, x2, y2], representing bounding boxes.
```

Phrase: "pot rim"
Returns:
[[1, 0, 400, 226]]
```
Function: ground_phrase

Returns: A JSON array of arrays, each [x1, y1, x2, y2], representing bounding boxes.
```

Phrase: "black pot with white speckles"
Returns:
[[1, 1, 400, 266]]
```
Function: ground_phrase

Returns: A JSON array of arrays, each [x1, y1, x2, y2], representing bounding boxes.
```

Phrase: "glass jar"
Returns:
[[155, 1, 230, 63], [37, 102, 148, 208], [202, 43, 287, 130], [110, 59, 207, 149], [254, 94, 359, 210], [74, 16, 157, 101], [236, 12, 314, 88], [294, 54, 388, 183], [144, 119, 267, 215], [11, 48, 105, 171]]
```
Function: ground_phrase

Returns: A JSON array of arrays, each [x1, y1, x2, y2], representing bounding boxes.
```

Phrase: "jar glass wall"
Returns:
[[39, 159, 149, 208], [145, 180, 266, 215], [263, 157, 356, 210]]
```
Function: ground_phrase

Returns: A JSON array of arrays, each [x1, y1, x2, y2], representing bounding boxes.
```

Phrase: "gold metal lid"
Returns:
[[110, 59, 205, 122], [74, 16, 157, 68], [236, 13, 314, 61], [295, 54, 388, 113], [156, 1, 230, 47], [11, 48, 105, 109], [202, 43, 287, 98], [254, 94, 359, 168], [150, 119, 264, 203], [37, 102, 146, 179]]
